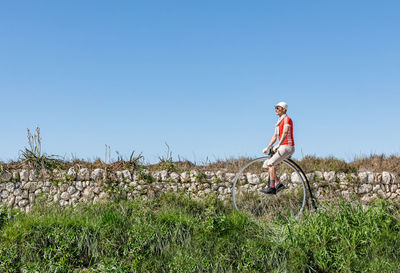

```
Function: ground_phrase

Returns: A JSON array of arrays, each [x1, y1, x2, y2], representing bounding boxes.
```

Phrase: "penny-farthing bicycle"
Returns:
[[231, 152, 317, 220]]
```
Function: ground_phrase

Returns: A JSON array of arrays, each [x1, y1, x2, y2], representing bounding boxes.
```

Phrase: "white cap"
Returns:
[[275, 101, 288, 110]]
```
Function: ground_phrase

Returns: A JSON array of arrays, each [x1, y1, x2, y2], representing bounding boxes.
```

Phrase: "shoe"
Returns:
[[260, 187, 276, 195], [275, 183, 286, 193]]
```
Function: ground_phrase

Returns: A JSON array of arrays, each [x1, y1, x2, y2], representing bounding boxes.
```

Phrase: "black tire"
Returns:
[[231, 156, 307, 221]]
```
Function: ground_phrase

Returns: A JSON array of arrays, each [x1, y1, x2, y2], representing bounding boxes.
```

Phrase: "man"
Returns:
[[260, 101, 295, 195]]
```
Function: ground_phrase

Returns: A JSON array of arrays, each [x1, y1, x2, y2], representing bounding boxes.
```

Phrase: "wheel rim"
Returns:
[[231, 156, 307, 220]]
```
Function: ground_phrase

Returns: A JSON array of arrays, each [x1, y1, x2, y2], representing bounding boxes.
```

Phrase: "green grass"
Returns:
[[0, 195, 399, 272]]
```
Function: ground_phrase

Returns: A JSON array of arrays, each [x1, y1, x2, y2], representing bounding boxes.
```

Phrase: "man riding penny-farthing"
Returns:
[[231, 102, 317, 220], [260, 101, 295, 195]]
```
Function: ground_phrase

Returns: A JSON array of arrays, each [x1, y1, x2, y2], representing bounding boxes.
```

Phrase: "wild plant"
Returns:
[[158, 143, 177, 173], [104, 144, 111, 164], [19, 126, 62, 171]]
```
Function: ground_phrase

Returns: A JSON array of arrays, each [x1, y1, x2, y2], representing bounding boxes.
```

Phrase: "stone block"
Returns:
[[7, 195, 15, 207], [29, 170, 37, 181], [1, 190, 8, 199], [12, 171, 20, 181], [39, 169, 51, 181], [91, 169, 105, 181], [358, 172, 368, 184], [151, 171, 161, 181], [67, 186, 77, 195], [1, 171, 12, 182], [246, 173, 260, 185], [367, 172, 374, 184], [61, 192, 71, 200], [82, 188, 94, 199], [314, 171, 323, 180], [170, 172, 180, 182], [225, 173, 236, 183], [6, 183, 15, 192], [20, 170, 29, 182], [160, 170, 169, 181], [18, 199, 29, 207], [324, 171, 336, 182], [358, 184, 372, 194], [382, 172, 392, 184], [115, 171, 124, 182], [306, 173, 315, 182], [77, 168, 90, 181], [216, 170, 225, 180], [67, 167, 77, 181], [29, 193, 35, 203], [122, 170, 132, 181], [291, 172, 302, 183]]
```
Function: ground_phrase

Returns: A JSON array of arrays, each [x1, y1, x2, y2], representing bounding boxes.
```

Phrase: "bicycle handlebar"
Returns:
[[266, 147, 275, 156]]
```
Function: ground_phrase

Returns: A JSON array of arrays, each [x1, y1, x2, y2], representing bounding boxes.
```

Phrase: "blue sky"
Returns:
[[1, 1, 399, 163]]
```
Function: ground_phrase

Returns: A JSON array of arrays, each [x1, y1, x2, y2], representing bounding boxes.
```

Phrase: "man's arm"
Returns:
[[268, 134, 277, 147], [276, 126, 289, 147]]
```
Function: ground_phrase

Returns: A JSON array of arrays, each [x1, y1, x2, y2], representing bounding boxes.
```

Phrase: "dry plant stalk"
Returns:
[[27, 125, 42, 157]]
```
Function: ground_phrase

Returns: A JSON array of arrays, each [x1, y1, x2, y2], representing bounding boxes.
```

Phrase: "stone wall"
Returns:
[[0, 168, 399, 212]]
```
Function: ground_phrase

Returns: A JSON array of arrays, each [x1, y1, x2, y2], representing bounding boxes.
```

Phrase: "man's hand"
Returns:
[[273, 145, 280, 153], [262, 146, 271, 154]]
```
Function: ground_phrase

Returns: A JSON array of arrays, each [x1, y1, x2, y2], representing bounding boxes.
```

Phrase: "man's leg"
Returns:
[[260, 149, 288, 194], [260, 164, 277, 194], [268, 165, 276, 187]]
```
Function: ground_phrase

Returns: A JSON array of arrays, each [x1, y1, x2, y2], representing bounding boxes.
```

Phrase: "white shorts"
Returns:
[[263, 145, 295, 168]]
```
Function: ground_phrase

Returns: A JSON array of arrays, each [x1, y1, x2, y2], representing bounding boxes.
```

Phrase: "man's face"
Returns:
[[275, 106, 286, 116]]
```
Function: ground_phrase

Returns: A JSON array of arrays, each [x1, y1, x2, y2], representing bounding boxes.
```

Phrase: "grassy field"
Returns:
[[0, 194, 399, 272]]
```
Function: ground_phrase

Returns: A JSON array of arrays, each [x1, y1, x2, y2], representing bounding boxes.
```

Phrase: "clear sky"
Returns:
[[1, 1, 399, 164]]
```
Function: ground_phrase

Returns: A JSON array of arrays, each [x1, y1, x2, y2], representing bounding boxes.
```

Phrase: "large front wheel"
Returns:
[[231, 156, 307, 221]]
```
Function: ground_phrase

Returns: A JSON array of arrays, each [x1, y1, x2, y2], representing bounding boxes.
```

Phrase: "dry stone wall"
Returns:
[[0, 168, 399, 212]]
